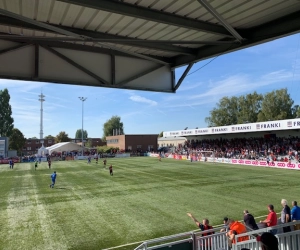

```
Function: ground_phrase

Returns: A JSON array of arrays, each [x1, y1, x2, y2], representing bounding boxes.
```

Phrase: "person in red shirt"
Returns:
[[260, 204, 278, 235]]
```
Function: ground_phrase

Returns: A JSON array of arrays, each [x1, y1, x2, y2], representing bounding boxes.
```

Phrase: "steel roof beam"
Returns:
[[172, 10, 300, 68], [174, 63, 194, 91], [0, 34, 238, 46], [0, 43, 29, 55], [3, 39, 171, 63], [0, 9, 84, 39], [0, 15, 195, 56], [0, 74, 175, 93], [197, 0, 244, 42], [117, 65, 164, 86], [40, 45, 109, 85], [0, 12, 169, 65], [58, 0, 232, 37]]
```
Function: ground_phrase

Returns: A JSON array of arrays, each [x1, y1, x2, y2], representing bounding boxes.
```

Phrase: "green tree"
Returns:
[[158, 131, 164, 137], [75, 129, 88, 139], [31, 136, 38, 139], [44, 135, 55, 139], [9, 128, 26, 154], [55, 131, 70, 143], [257, 88, 294, 122], [0, 88, 14, 136], [103, 116, 124, 139], [85, 138, 93, 148], [292, 105, 300, 118], [237, 92, 263, 124], [205, 96, 239, 127]]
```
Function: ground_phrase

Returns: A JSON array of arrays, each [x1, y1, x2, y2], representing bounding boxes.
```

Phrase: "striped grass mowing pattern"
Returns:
[[0, 157, 299, 250]]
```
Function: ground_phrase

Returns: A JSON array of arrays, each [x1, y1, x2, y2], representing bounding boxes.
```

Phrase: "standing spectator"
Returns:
[[226, 219, 249, 248], [220, 217, 229, 232], [260, 205, 278, 235], [291, 201, 300, 230], [187, 213, 214, 249], [281, 199, 291, 232], [187, 213, 213, 235], [243, 210, 259, 230]]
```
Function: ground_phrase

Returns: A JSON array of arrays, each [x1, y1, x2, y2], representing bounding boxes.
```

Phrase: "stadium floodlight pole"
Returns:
[[78, 97, 87, 156]]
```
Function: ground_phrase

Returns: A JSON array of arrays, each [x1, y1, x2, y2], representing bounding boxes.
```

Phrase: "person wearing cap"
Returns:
[[243, 210, 259, 230], [226, 219, 249, 247], [259, 232, 279, 250], [260, 205, 278, 235], [291, 201, 300, 230]]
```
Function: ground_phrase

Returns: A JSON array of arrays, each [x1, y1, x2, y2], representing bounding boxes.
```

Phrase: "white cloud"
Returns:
[[129, 95, 157, 106], [163, 69, 300, 109], [178, 82, 203, 91], [0, 79, 48, 92]]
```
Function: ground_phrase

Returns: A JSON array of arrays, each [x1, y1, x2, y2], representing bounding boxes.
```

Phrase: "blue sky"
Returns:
[[1, 33, 300, 139]]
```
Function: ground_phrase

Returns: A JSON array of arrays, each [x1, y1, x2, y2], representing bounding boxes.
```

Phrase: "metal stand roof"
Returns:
[[0, 0, 299, 92]]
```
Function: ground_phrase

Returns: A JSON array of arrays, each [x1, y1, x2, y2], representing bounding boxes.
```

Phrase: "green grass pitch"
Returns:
[[0, 157, 299, 250]]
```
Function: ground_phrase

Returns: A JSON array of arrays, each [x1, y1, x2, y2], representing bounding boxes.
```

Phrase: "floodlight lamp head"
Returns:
[[78, 97, 87, 101]]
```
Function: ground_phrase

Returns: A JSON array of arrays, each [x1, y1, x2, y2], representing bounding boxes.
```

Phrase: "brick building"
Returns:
[[23, 138, 105, 155], [106, 134, 158, 152]]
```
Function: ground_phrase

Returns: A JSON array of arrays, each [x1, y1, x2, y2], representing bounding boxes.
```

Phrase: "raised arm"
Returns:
[[187, 213, 200, 227]]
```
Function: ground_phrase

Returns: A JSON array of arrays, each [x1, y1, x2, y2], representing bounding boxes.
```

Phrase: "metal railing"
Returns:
[[135, 221, 300, 250], [233, 221, 300, 250], [134, 231, 194, 250]]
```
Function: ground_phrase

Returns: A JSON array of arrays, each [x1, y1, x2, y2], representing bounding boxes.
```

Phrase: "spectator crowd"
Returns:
[[172, 136, 300, 162]]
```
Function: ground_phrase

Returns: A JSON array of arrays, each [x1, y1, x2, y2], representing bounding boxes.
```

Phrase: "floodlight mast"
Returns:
[[78, 97, 87, 155], [38, 92, 45, 146]]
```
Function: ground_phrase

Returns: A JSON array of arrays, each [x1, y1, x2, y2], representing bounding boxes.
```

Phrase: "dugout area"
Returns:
[[0, 0, 300, 92]]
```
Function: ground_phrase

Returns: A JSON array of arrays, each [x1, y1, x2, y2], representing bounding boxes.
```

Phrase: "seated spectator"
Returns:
[[243, 210, 259, 230]]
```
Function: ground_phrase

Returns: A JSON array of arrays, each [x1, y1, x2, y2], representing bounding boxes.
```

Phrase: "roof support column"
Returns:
[[174, 63, 194, 91], [111, 54, 115, 85], [34, 44, 39, 79]]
